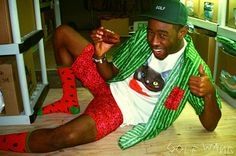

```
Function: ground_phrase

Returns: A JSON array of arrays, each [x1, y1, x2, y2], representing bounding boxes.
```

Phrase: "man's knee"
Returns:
[[56, 115, 97, 147], [53, 24, 72, 39], [48, 127, 79, 149]]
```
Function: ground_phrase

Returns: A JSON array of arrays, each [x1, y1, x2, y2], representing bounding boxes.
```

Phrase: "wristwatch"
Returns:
[[92, 56, 107, 64]]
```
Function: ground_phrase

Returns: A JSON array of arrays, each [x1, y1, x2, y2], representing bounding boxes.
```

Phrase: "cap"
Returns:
[[141, 0, 188, 26]]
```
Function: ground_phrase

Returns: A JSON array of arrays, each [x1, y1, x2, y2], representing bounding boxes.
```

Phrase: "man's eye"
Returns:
[[159, 33, 167, 38], [148, 31, 155, 36]]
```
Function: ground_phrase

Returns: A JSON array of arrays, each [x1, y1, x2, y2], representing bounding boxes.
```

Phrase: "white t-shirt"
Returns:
[[110, 40, 186, 126]]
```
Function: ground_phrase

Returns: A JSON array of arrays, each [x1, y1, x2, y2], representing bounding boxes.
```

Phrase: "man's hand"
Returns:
[[90, 27, 114, 58], [188, 64, 215, 97]]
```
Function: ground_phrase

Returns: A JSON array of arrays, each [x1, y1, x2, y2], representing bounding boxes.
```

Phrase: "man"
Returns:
[[0, 0, 221, 153]]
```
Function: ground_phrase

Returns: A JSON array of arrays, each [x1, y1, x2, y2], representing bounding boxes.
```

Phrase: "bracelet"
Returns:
[[92, 56, 107, 64]]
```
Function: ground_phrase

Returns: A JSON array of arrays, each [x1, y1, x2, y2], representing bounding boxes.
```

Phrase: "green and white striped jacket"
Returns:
[[108, 27, 222, 150]]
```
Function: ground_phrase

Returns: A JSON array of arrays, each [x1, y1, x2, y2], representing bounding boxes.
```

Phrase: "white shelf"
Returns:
[[0, 43, 20, 55], [0, 115, 33, 125], [217, 26, 236, 41], [0, 30, 43, 55], [188, 17, 218, 32]]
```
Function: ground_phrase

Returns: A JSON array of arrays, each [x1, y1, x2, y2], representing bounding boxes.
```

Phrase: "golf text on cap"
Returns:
[[156, 5, 165, 11]]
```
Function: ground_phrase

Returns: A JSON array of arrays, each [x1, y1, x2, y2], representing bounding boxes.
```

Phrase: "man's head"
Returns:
[[142, 0, 188, 60]]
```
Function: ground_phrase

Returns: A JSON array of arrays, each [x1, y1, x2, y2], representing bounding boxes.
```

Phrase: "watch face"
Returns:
[[92, 57, 107, 64]]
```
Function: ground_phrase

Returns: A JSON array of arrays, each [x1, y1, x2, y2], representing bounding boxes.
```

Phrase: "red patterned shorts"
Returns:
[[71, 44, 123, 140]]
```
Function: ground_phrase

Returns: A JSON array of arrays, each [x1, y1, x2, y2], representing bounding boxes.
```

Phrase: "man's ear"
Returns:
[[178, 26, 188, 39]]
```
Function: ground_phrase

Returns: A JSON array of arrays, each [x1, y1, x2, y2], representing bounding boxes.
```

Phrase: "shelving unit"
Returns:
[[214, 0, 236, 108], [0, 0, 49, 125], [183, 0, 236, 108]]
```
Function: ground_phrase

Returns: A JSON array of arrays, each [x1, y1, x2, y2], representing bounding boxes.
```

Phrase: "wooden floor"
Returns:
[[0, 88, 236, 156]]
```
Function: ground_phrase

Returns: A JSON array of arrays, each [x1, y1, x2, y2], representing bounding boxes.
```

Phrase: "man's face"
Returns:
[[147, 19, 185, 60]]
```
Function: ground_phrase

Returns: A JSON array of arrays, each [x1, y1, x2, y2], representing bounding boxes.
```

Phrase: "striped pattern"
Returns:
[[108, 27, 151, 83], [108, 27, 221, 150]]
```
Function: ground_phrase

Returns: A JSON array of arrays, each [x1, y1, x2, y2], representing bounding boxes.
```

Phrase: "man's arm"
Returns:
[[199, 89, 221, 131], [188, 64, 221, 131], [90, 27, 120, 81], [93, 54, 119, 81]]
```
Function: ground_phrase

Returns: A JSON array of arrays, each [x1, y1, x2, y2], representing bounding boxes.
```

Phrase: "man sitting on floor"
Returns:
[[0, 0, 221, 153]]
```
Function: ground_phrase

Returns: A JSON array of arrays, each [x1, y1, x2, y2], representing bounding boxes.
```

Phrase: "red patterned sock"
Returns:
[[38, 67, 80, 115], [0, 132, 31, 153]]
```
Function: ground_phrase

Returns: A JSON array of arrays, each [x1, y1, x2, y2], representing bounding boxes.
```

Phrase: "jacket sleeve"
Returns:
[[187, 60, 222, 115]]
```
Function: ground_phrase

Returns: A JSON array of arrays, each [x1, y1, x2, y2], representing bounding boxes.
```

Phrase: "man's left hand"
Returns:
[[188, 64, 215, 97]]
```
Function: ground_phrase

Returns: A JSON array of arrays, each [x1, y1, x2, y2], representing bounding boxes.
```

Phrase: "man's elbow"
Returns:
[[203, 124, 217, 132], [201, 111, 222, 132]]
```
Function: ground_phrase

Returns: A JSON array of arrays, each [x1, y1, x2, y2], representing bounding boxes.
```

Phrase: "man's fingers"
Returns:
[[198, 64, 206, 77]]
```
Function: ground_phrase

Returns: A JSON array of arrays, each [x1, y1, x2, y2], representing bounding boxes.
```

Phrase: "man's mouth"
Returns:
[[153, 48, 162, 52], [152, 47, 166, 59], [153, 48, 163, 54]]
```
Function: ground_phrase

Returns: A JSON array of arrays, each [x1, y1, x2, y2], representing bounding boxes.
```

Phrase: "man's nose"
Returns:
[[151, 35, 161, 46]]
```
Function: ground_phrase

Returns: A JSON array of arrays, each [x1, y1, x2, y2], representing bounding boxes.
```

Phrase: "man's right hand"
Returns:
[[90, 27, 118, 58]]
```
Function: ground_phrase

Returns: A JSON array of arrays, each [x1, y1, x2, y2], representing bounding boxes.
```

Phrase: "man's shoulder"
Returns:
[[184, 35, 202, 61]]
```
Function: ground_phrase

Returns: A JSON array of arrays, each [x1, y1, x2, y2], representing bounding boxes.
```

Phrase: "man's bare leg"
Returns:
[[29, 114, 97, 153], [53, 24, 90, 66], [32, 25, 97, 152]]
